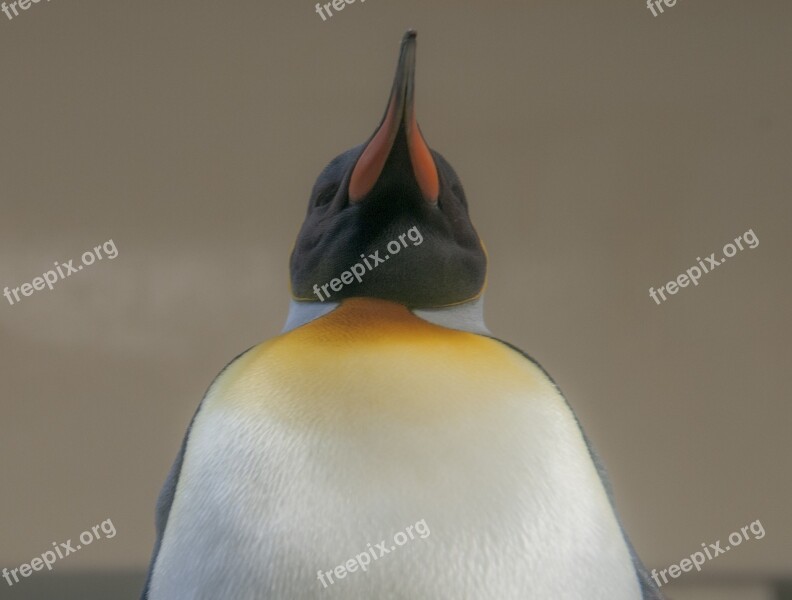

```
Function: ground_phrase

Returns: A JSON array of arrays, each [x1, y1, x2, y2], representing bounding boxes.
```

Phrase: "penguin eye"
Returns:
[[313, 183, 339, 207]]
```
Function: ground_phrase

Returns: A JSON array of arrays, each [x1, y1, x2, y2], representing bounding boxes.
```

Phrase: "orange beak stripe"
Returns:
[[348, 31, 439, 204]]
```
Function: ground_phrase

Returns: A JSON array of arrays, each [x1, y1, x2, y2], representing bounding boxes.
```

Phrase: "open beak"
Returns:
[[348, 30, 440, 204]]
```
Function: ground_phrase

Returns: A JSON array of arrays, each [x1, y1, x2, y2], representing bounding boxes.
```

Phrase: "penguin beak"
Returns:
[[349, 30, 440, 204]]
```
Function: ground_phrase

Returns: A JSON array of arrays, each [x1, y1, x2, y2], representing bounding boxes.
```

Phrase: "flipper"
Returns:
[[140, 347, 254, 600]]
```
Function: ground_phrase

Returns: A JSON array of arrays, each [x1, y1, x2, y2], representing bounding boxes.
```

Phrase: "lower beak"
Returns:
[[349, 30, 439, 204]]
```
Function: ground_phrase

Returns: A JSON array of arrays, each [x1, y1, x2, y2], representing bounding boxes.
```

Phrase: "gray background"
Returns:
[[1, 0, 790, 598]]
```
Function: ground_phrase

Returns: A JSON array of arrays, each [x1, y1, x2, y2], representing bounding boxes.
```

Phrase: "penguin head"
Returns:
[[290, 30, 487, 309]]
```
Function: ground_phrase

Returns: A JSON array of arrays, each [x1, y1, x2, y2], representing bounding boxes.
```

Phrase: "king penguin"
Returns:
[[142, 30, 664, 600]]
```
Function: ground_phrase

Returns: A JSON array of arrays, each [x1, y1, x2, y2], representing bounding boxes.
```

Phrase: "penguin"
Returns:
[[141, 30, 664, 600]]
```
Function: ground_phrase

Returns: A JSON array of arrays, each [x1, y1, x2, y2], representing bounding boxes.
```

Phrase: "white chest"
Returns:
[[149, 346, 640, 600]]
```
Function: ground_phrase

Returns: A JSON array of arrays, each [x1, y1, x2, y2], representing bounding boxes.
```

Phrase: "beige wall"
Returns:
[[1, 0, 790, 597]]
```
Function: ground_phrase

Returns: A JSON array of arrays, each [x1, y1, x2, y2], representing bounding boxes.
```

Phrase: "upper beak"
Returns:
[[348, 30, 439, 204]]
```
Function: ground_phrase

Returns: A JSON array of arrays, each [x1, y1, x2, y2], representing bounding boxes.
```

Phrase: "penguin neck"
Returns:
[[282, 296, 490, 336]]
